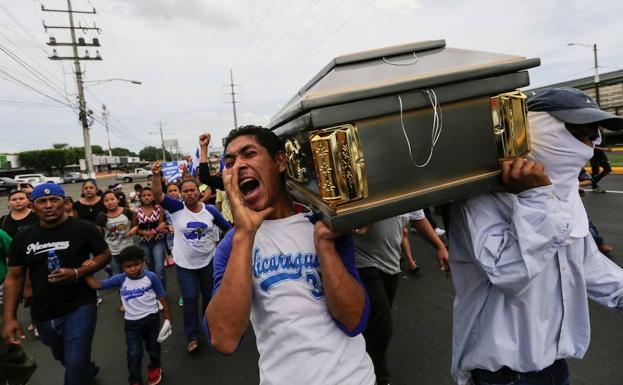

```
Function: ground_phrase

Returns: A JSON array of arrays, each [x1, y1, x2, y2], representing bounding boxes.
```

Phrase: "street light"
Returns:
[[567, 42, 600, 105], [83, 78, 142, 86]]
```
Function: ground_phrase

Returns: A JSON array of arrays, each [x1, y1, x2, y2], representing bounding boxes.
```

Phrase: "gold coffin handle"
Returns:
[[309, 124, 367, 208], [491, 91, 531, 159]]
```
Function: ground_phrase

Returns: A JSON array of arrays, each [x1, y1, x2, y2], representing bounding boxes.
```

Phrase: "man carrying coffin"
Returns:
[[449, 87, 623, 385]]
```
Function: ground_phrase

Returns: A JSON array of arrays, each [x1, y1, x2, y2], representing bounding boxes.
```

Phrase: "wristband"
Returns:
[[74, 268, 79, 283]]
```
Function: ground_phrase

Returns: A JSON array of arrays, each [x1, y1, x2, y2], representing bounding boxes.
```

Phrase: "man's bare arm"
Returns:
[[2, 266, 26, 344], [206, 231, 254, 354], [315, 222, 365, 332]]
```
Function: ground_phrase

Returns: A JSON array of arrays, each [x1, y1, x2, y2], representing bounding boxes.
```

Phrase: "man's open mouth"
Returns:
[[239, 177, 260, 199]]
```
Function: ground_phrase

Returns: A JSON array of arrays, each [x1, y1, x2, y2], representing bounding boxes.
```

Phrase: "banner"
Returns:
[[161, 161, 181, 182]]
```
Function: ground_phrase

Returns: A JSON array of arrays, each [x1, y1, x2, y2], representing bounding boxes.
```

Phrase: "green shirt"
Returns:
[[0, 229, 11, 284]]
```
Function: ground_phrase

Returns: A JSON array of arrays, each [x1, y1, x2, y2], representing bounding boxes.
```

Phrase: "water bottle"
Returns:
[[47, 250, 60, 273]]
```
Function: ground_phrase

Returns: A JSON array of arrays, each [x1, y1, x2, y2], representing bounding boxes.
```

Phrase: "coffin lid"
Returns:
[[268, 39, 540, 130]]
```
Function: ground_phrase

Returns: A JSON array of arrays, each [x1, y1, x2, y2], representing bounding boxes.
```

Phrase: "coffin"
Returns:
[[268, 39, 540, 231]]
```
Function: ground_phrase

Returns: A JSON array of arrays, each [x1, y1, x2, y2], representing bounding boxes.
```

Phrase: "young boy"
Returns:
[[84, 246, 171, 385]]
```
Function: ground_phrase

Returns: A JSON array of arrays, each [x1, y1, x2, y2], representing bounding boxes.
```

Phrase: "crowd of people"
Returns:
[[1, 87, 623, 385]]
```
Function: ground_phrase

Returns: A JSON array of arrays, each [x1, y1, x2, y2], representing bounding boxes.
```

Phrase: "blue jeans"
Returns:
[[125, 312, 161, 385], [175, 263, 214, 342], [35, 303, 98, 385], [141, 240, 167, 290], [588, 216, 604, 246], [105, 254, 121, 277]]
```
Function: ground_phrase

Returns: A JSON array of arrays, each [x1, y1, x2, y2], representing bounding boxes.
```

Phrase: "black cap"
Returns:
[[527, 87, 623, 131]]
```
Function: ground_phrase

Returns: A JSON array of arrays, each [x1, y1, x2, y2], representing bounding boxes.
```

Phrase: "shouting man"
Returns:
[[205, 125, 375, 385]]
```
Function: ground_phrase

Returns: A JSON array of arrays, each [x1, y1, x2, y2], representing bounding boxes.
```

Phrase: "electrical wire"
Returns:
[[236, 0, 295, 76], [231, 0, 280, 71], [0, 68, 76, 109], [0, 42, 70, 102], [239, 0, 321, 82]]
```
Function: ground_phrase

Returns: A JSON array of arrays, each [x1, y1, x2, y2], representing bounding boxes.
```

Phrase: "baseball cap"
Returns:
[[30, 183, 66, 201], [527, 87, 623, 131]]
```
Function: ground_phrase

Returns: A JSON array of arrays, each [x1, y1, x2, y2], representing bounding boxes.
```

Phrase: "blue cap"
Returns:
[[30, 183, 66, 201], [527, 87, 623, 131]]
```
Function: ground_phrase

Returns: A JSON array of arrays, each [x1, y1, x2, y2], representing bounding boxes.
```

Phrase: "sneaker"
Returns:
[[434, 227, 446, 236], [593, 187, 607, 193], [187, 340, 199, 353], [178, 297, 183, 307], [599, 244, 613, 254], [148, 367, 162, 385]]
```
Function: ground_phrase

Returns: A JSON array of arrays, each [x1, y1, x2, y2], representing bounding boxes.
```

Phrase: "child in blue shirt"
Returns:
[[84, 246, 171, 385]]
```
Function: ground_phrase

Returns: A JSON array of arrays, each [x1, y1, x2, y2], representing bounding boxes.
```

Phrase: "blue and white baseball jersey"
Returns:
[[99, 271, 165, 321], [160, 195, 231, 269], [208, 206, 375, 385]]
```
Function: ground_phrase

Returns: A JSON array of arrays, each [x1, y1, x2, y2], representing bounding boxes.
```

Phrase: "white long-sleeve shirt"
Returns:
[[449, 185, 623, 385]]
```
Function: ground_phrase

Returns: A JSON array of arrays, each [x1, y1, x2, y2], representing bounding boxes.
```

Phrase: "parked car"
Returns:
[[0, 177, 19, 195], [61, 172, 84, 184], [14, 174, 64, 185], [115, 168, 153, 183]]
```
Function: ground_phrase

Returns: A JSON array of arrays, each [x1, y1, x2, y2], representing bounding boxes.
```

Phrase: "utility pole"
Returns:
[[151, 121, 167, 161], [102, 104, 112, 156], [593, 43, 600, 106], [43, 0, 102, 178], [227, 69, 240, 130]]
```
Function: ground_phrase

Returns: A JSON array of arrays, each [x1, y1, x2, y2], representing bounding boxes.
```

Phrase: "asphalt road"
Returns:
[[5, 175, 623, 385]]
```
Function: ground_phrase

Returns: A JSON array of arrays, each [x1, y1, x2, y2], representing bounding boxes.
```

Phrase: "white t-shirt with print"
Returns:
[[160, 196, 231, 269], [211, 208, 375, 385]]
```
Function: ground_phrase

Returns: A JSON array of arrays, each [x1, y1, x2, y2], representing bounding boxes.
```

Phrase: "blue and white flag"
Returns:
[[188, 148, 200, 177]]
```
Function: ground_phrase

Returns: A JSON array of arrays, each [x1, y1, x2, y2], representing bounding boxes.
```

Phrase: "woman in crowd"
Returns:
[[63, 196, 77, 217], [151, 162, 231, 353], [135, 187, 168, 289], [0, 190, 38, 238], [95, 191, 137, 276], [73, 179, 106, 223]]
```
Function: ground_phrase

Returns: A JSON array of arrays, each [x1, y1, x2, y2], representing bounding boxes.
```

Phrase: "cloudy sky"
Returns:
[[1, 0, 622, 155]]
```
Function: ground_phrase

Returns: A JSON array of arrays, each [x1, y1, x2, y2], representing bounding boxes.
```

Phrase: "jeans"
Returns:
[[590, 151, 611, 188], [588, 216, 605, 246], [358, 267, 400, 385], [175, 263, 214, 342], [105, 254, 121, 277], [125, 312, 161, 385], [141, 240, 167, 290], [35, 303, 98, 385], [471, 360, 570, 385]]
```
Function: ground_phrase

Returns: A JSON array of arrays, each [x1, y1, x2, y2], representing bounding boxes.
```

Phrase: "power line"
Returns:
[[231, 0, 280, 70], [260, 0, 376, 84], [0, 41, 71, 101], [239, 0, 321, 82], [236, 0, 295, 75], [0, 67, 76, 108], [242, 0, 347, 84]]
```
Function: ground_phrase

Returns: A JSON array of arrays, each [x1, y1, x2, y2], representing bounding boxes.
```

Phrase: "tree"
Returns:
[[139, 146, 172, 161], [18, 149, 70, 173], [111, 147, 137, 157], [52, 143, 69, 149]]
